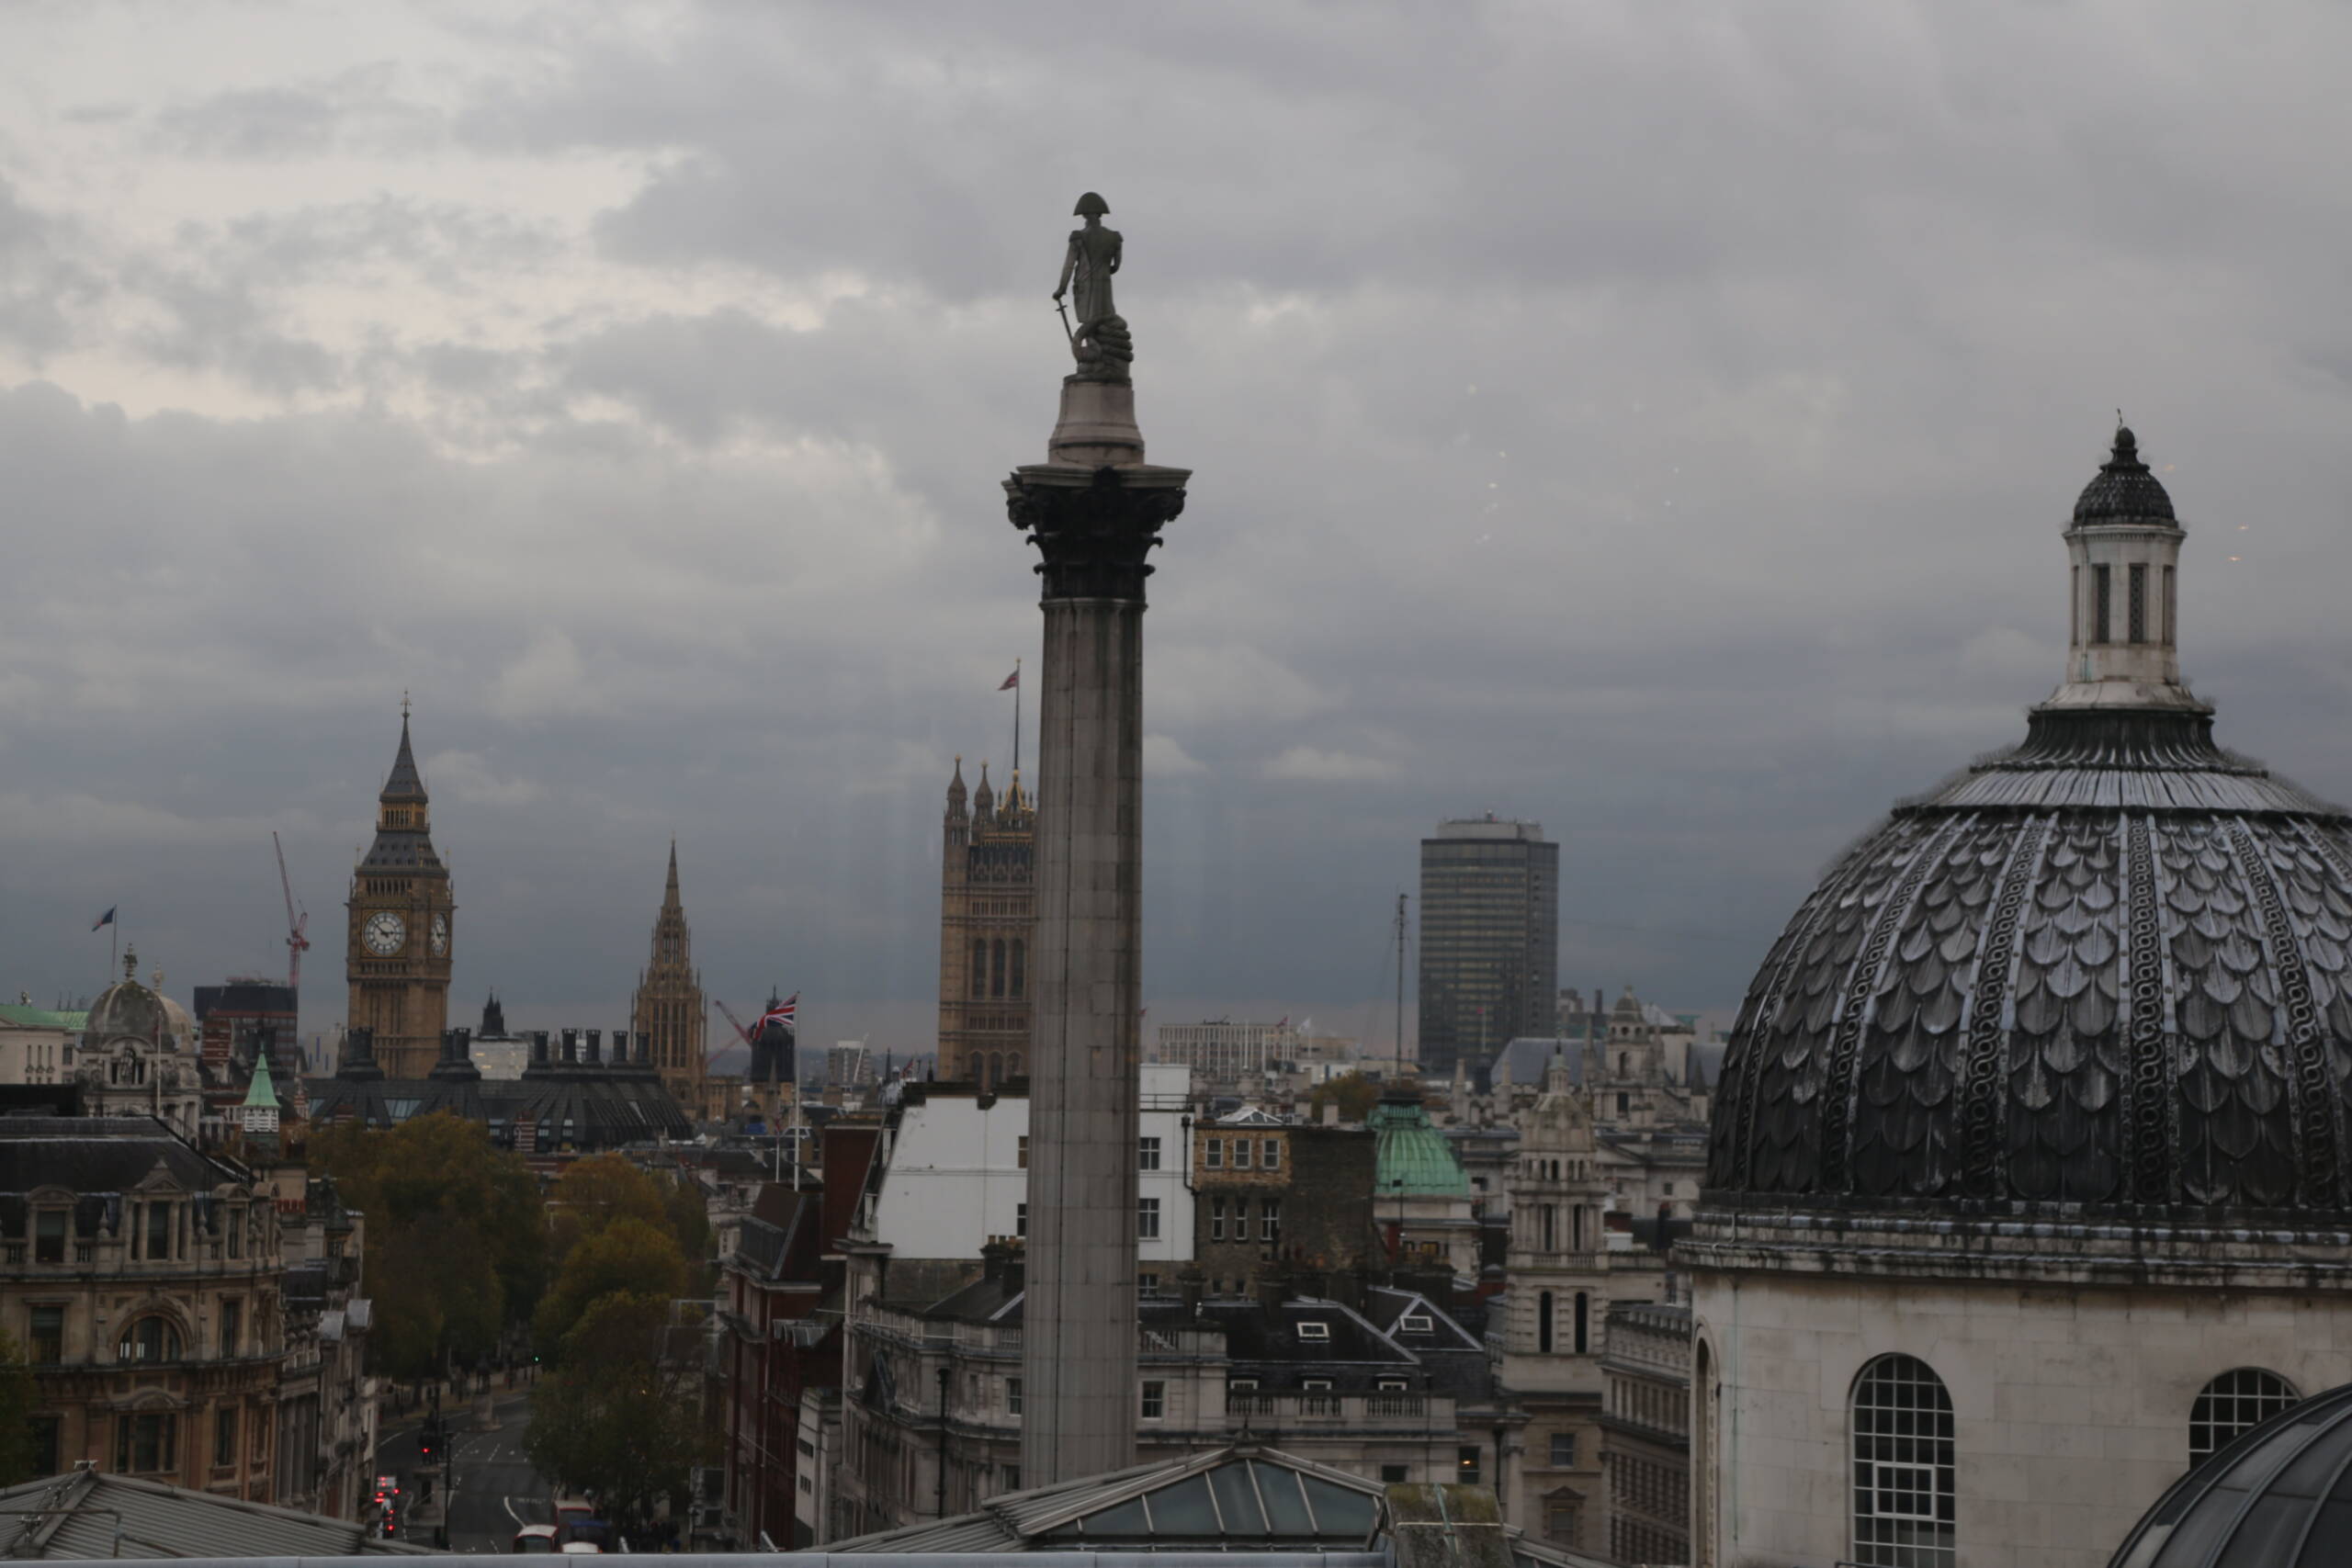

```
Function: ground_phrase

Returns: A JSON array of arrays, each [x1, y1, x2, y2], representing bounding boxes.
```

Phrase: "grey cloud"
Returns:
[[147, 62, 443, 159], [5, 2, 2352, 1049]]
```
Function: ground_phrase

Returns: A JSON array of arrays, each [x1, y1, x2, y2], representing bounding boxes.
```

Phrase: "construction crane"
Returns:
[[712, 999, 757, 1047], [274, 832, 311, 995]]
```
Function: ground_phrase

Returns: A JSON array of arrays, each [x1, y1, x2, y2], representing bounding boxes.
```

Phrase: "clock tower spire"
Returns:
[[345, 702, 456, 1077]]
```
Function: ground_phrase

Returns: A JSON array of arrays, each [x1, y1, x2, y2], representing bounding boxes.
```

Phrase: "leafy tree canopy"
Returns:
[[533, 1217, 687, 1354], [1307, 1071, 1383, 1124], [522, 1292, 707, 1534], [311, 1112, 548, 1379]]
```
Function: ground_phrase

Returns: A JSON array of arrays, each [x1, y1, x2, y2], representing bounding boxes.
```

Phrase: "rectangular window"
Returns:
[[2095, 562, 2112, 642], [1228, 1378, 1258, 1393], [1233, 1138, 1252, 1168], [1378, 1378, 1408, 1393], [34, 1211, 64, 1264], [1261, 1199, 1281, 1242], [145, 1204, 171, 1261], [225, 1209, 241, 1259], [2071, 564, 2080, 644], [28, 1416, 59, 1478], [1015, 1203, 1027, 1238], [1380, 1463, 1409, 1483], [2129, 562, 2147, 643], [1204, 1138, 1223, 1169], [1302, 1378, 1333, 1392], [1263, 1138, 1282, 1171], [214, 1406, 238, 1469], [1399, 1313, 1433, 1334], [2165, 565, 2177, 645], [1137, 1136, 1160, 1171], [1140, 1381, 1165, 1420], [1137, 1272, 1159, 1292], [1017, 1136, 1028, 1169], [1457, 1446, 1482, 1485], [1006, 1378, 1023, 1416], [220, 1300, 242, 1358], [1551, 1432, 1577, 1466], [1210, 1197, 1226, 1242], [117, 1413, 175, 1474], [1138, 1197, 1160, 1240], [1001, 1464, 1021, 1490], [29, 1305, 62, 1364], [1295, 1320, 1331, 1341]]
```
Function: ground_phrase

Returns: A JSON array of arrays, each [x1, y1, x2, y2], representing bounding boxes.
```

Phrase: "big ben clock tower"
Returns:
[[345, 703, 455, 1078]]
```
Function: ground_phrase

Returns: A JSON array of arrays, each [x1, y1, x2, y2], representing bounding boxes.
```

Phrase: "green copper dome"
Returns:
[[1369, 1095, 1470, 1197]]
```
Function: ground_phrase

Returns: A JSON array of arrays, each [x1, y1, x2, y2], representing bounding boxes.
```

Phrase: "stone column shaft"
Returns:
[[1007, 431, 1186, 1487]]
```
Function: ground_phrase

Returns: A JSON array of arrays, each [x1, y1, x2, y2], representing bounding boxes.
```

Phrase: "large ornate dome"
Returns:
[[1703, 430, 2352, 1217]]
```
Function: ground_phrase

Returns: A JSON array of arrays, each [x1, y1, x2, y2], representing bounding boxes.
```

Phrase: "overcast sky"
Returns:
[[3, 2, 2348, 1055]]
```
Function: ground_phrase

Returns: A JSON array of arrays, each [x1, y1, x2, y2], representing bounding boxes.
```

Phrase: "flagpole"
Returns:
[[1012, 657, 1022, 781]]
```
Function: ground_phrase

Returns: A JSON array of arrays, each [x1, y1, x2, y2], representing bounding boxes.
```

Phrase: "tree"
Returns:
[[532, 1217, 687, 1354], [546, 1155, 670, 1270], [0, 1330, 35, 1487], [1307, 1071, 1383, 1124], [523, 1293, 708, 1535], [311, 1112, 548, 1380]]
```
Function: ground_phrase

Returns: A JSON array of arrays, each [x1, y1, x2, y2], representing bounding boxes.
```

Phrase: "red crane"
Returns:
[[712, 999, 757, 1047], [274, 831, 311, 995]]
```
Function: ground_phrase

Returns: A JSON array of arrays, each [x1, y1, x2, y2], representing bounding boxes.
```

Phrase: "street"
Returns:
[[377, 1391, 551, 1552]]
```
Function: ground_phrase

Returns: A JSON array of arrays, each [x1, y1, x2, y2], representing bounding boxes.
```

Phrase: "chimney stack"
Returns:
[[530, 1030, 549, 1067], [584, 1029, 603, 1066]]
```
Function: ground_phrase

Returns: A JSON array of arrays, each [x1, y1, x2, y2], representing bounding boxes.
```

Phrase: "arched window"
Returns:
[[2190, 1369, 2299, 1463], [1851, 1354, 1954, 1567], [1573, 1292, 1589, 1355], [1006, 1053, 1022, 1081], [971, 940, 987, 998], [1537, 1291, 1553, 1354], [991, 939, 1007, 998], [119, 1316, 183, 1363], [1010, 940, 1026, 999]]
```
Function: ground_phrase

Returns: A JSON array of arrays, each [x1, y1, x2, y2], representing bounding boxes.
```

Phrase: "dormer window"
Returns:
[[1295, 1320, 1331, 1341], [1399, 1314, 1433, 1334]]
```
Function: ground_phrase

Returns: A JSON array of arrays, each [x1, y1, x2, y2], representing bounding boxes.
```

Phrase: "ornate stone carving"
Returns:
[[1003, 465, 1185, 604]]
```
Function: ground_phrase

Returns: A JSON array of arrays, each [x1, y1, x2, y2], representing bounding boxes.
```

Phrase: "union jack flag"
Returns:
[[754, 994, 799, 1035]]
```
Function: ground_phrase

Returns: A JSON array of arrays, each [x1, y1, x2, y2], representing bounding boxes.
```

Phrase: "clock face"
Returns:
[[430, 914, 449, 957], [363, 911, 405, 956]]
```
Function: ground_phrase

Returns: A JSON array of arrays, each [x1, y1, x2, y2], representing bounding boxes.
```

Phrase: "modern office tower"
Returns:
[[1418, 815, 1559, 1082]]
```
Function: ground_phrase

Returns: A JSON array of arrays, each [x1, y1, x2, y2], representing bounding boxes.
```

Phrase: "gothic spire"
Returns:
[[381, 705, 428, 804], [664, 838, 682, 908]]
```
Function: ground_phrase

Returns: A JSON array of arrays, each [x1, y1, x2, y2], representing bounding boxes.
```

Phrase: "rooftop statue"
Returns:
[[1054, 192, 1133, 381]]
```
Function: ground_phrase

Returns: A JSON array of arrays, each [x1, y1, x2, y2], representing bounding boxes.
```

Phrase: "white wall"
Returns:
[[870, 1066, 1196, 1264], [1693, 1270, 2349, 1568]]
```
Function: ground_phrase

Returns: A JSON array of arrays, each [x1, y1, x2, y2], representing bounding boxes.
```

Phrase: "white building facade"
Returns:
[[865, 1063, 1195, 1267]]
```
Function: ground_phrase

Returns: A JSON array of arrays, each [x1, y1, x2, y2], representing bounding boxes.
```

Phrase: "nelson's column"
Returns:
[[1007, 192, 1188, 1485]]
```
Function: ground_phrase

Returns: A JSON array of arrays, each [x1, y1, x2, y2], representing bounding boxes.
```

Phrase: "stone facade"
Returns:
[[1190, 1122, 1378, 1298], [3, 1115, 294, 1497], [1599, 1300, 1690, 1566], [937, 760, 1035, 1089], [631, 841, 710, 1114], [1686, 1250, 2349, 1567]]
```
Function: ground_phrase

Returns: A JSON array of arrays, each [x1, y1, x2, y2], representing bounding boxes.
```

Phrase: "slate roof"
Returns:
[[305, 1055, 692, 1147], [0, 1469, 430, 1557], [0, 1116, 240, 1198], [1706, 435, 2352, 1220]]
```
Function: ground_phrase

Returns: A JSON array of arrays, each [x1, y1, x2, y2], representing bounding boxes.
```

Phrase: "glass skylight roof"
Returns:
[[1042, 1458, 1380, 1543]]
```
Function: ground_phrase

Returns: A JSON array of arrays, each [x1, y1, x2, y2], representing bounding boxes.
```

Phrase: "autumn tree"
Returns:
[[523, 1293, 709, 1534], [532, 1217, 687, 1354], [311, 1112, 548, 1379], [1307, 1071, 1383, 1124], [545, 1153, 710, 1284]]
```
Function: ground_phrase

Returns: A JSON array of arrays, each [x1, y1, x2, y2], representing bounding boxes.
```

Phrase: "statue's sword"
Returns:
[[1055, 297, 1075, 344]]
